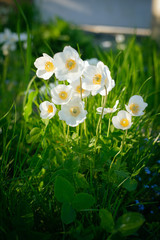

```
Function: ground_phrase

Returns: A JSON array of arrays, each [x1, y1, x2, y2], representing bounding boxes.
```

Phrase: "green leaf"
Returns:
[[54, 176, 75, 203], [61, 202, 76, 224], [26, 127, 42, 144], [123, 178, 138, 191], [72, 193, 95, 211], [74, 173, 89, 189], [99, 209, 114, 233], [23, 90, 38, 122], [64, 157, 80, 172], [116, 212, 145, 236]]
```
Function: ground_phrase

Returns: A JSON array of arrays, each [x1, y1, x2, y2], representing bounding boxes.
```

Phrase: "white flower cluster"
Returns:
[[35, 46, 115, 127], [0, 28, 27, 55], [111, 95, 148, 130], [97, 95, 148, 130], [35, 46, 148, 129]]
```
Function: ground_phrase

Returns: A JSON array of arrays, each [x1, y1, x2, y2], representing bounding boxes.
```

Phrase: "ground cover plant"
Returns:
[[0, 3, 160, 240]]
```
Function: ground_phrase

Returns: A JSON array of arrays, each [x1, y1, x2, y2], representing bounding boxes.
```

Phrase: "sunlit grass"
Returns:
[[0, 10, 160, 240]]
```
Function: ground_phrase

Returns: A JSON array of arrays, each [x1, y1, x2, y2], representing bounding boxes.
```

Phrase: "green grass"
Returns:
[[0, 5, 160, 240]]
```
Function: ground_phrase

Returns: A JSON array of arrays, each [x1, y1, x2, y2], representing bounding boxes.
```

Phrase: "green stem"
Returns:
[[2, 55, 9, 96], [66, 125, 70, 141], [107, 117, 111, 137], [23, 75, 36, 108], [96, 86, 108, 137], [110, 129, 127, 169]]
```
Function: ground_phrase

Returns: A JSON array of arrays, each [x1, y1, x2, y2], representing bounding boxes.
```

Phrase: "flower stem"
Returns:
[[2, 55, 9, 96], [107, 117, 111, 137], [110, 129, 127, 169], [96, 85, 108, 137]]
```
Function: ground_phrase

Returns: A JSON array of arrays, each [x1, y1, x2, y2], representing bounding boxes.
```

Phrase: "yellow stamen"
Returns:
[[76, 85, 85, 94], [59, 91, 68, 100], [120, 118, 129, 127], [70, 106, 80, 117], [129, 103, 139, 114], [48, 105, 53, 113], [93, 74, 102, 85], [45, 61, 54, 72], [66, 59, 76, 70]]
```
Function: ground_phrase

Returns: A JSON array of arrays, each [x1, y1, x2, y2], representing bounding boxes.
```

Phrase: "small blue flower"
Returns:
[[150, 210, 154, 214], [144, 185, 150, 188], [145, 167, 151, 174], [138, 204, 144, 211], [157, 160, 160, 164], [144, 138, 149, 141], [151, 184, 158, 189], [135, 200, 139, 204]]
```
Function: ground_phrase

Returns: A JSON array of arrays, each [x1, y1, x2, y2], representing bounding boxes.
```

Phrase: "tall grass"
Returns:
[[0, 6, 160, 239]]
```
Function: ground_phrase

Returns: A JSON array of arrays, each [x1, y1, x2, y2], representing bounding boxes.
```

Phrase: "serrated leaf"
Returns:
[[54, 176, 75, 203], [61, 202, 76, 224], [72, 193, 95, 211], [116, 212, 145, 236], [123, 178, 138, 191], [99, 209, 114, 233]]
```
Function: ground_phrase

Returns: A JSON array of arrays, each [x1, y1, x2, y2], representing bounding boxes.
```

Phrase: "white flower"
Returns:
[[39, 101, 56, 119], [70, 78, 90, 99], [54, 46, 85, 82], [82, 61, 105, 94], [51, 84, 73, 105], [97, 65, 115, 96], [34, 53, 56, 80], [86, 58, 99, 66], [125, 95, 148, 116], [58, 97, 87, 127], [82, 61, 115, 96], [112, 110, 132, 130], [97, 100, 119, 118], [19, 33, 27, 41]]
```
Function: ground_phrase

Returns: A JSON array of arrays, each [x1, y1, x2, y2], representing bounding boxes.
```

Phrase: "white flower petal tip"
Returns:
[[96, 100, 119, 118], [86, 58, 99, 66], [51, 84, 73, 105], [53, 46, 85, 82], [39, 101, 56, 119], [82, 61, 115, 96], [34, 53, 56, 80], [70, 78, 90, 99], [58, 97, 87, 127], [112, 110, 132, 130], [125, 95, 148, 116]]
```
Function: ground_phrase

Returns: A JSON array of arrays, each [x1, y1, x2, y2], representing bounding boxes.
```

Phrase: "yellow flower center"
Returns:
[[45, 61, 54, 72], [70, 106, 80, 117], [66, 59, 76, 70], [48, 105, 53, 113], [59, 91, 68, 100], [129, 103, 139, 114], [76, 85, 85, 94], [93, 74, 102, 85], [120, 118, 129, 127]]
